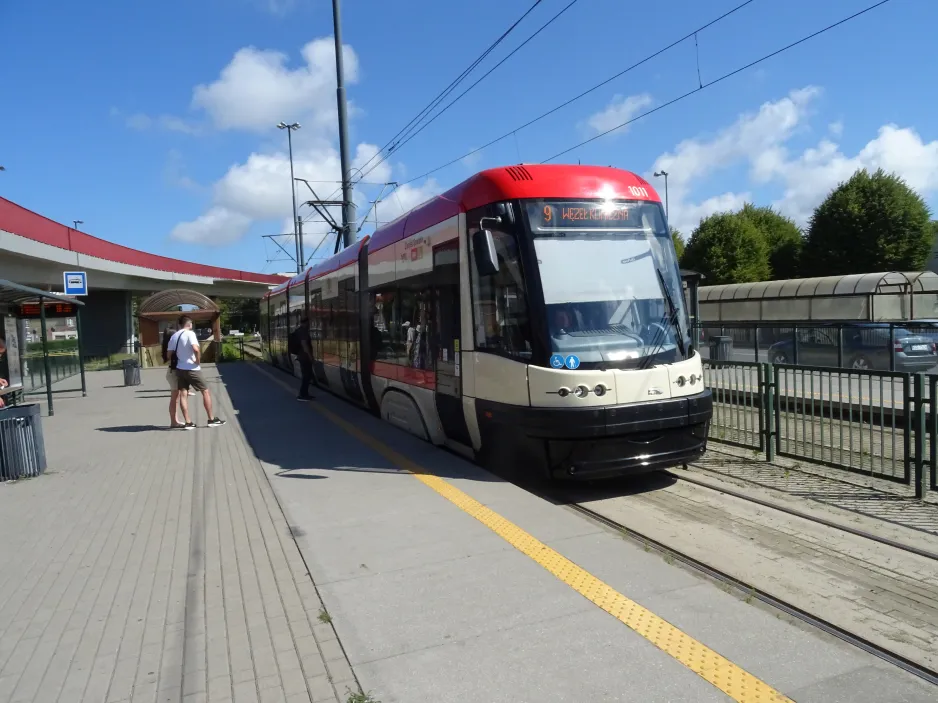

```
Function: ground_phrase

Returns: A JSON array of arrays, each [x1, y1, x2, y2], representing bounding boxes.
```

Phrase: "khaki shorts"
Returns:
[[166, 368, 179, 391], [176, 369, 208, 393]]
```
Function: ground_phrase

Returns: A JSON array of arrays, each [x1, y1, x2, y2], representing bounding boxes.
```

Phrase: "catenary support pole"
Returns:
[[332, 0, 356, 249]]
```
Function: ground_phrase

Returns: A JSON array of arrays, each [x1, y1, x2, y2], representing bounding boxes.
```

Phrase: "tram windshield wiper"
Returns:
[[640, 268, 686, 369]]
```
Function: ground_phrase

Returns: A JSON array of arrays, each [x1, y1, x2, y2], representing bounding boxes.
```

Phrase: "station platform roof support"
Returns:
[[0, 279, 86, 416], [698, 271, 938, 323]]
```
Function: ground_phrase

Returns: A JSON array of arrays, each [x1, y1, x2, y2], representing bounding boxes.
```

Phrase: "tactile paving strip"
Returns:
[[256, 365, 792, 702]]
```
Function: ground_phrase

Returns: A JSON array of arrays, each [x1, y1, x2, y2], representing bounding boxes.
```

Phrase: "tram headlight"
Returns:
[[675, 375, 687, 387], [689, 374, 698, 385], [594, 384, 607, 397], [557, 387, 571, 398], [573, 384, 589, 398]]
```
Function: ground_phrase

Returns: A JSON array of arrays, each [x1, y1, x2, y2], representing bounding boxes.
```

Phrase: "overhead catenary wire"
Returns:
[[354, 0, 546, 179], [395, 0, 759, 186], [357, 0, 583, 183], [540, 0, 893, 163]]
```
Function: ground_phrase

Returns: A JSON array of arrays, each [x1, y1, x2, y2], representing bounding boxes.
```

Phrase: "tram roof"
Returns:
[[268, 164, 662, 299], [699, 271, 938, 302], [368, 164, 661, 254]]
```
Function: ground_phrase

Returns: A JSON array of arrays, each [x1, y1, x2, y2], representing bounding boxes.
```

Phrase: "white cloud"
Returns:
[[170, 135, 440, 247], [112, 107, 201, 135], [648, 86, 938, 234], [190, 38, 359, 134], [650, 86, 819, 215], [585, 93, 654, 136], [769, 125, 938, 224], [170, 207, 251, 245], [461, 150, 482, 169], [163, 149, 203, 192], [257, 0, 297, 15]]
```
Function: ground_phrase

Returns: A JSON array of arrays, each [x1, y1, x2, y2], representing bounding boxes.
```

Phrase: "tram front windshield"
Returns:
[[525, 199, 689, 369]]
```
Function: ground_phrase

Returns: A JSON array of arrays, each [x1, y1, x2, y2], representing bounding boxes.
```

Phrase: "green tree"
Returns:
[[681, 212, 770, 285], [738, 203, 803, 279], [217, 297, 261, 332], [670, 228, 685, 262], [802, 169, 933, 276]]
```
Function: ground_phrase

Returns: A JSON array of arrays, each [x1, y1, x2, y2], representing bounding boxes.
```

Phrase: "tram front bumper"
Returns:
[[475, 390, 712, 481]]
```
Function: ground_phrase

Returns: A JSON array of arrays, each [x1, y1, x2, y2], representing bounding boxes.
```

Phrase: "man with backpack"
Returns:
[[289, 317, 314, 401]]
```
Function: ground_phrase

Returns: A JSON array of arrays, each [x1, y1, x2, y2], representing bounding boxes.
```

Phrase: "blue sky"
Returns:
[[1, 0, 936, 274]]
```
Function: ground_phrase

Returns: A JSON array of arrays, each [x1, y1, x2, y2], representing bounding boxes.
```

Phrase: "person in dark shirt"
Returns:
[[289, 317, 314, 401]]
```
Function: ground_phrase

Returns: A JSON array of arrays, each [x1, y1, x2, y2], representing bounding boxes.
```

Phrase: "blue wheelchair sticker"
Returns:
[[550, 354, 565, 369], [564, 355, 580, 370]]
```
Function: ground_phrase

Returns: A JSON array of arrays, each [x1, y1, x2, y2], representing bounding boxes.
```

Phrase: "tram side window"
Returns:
[[309, 290, 323, 359], [468, 221, 533, 360], [372, 291, 398, 363]]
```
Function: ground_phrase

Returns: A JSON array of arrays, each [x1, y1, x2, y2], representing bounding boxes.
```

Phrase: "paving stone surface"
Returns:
[[0, 368, 356, 703]]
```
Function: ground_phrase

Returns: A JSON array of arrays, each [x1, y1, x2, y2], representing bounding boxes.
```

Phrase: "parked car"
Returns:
[[766, 323, 938, 373]]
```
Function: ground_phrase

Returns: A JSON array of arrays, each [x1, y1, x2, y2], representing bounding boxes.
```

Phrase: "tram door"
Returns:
[[433, 243, 472, 447]]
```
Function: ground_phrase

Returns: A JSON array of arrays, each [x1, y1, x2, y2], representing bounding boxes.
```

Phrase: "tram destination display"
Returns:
[[526, 198, 663, 233]]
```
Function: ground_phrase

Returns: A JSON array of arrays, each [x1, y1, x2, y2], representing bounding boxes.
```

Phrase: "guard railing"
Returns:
[[703, 360, 935, 499]]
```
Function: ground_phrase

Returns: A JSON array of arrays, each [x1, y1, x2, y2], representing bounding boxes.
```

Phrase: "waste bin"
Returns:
[[708, 335, 733, 361], [0, 404, 47, 481], [122, 358, 141, 386]]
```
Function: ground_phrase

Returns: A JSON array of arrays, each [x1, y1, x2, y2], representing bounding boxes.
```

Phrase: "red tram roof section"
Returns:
[[369, 164, 661, 253], [0, 196, 288, 285], [268, 164, 661, 296]]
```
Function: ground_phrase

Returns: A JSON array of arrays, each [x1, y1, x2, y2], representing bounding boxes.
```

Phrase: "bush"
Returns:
[[219, 343, 241, 363], [681, 212, 770, 284], [803, 168, 933, 276], [738, 203, 803, 280], [26, 339, 78, 354]]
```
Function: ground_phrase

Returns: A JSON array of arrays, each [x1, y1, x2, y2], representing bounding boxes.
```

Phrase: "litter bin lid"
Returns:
[[121, 358, 138, 368], [709, 335, 732, 342]]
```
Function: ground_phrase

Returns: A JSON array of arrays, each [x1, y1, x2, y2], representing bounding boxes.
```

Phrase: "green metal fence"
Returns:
[[703, 360, 934, 499]]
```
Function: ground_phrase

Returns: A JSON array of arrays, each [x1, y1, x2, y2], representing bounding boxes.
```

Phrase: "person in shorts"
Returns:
[[161, 326, 185, 428], [168, 315, 226, 429]]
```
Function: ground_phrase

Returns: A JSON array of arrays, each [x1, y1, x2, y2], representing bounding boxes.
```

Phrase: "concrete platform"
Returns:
[[0, 363, 935, 703]]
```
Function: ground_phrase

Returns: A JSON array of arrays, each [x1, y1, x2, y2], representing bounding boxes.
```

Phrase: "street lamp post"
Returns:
[[277, 121, 302, 275], [653, 170, 669, 223]]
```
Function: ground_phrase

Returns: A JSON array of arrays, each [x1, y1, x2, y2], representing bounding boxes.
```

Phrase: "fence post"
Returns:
[[890, 325, 896, 372], [931, 376, 938, 495], [764, 362, 776, 461], [914, 373, 926, 499]]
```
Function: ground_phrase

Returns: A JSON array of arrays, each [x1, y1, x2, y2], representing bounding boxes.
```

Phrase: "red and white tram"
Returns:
[[260, 164, 711, 480]]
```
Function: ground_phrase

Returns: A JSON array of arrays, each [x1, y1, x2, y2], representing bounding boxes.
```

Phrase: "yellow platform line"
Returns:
[[252, 364, 792, 702]]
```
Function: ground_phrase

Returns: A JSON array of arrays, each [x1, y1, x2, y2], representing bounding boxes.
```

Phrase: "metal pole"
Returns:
[[664, 173, 669, 221], [76, 305, 87, 397], [287, 127, 301, 275], [654, 170, 669, 222], [332, 0, 356, 249], [297, 216, 305, 271], [39, 298, 53, 416]]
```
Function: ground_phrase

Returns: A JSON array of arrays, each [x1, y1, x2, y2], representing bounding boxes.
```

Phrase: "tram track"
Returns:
[[563, 499, 938, 687], [667, 470, 938, 562]]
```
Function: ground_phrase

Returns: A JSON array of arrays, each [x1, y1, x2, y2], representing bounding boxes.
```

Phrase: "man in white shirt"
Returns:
[[168, 315, 226, 429]]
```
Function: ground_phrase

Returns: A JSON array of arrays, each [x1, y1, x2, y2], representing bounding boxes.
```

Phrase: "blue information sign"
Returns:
[[63, 271, 88, 296], [550, 354, 565, 369], [564, 355, 580, 370]]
